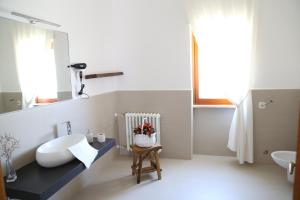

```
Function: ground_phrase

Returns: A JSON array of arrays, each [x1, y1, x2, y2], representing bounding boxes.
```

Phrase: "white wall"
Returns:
[[0, 0, 119, 96], [253, 0, 300, 89], [3, 0, 299, 93], [112, 0, 191, 91], [0, 0, 192, 93]]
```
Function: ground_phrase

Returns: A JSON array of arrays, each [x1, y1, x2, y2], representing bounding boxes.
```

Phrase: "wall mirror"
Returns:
[[0, 17, 72, 115]]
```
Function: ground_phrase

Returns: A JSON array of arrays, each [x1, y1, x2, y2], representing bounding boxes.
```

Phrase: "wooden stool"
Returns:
[[131, 144, 162, 184]]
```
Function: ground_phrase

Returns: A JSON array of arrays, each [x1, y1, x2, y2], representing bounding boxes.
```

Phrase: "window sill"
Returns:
[[193, 104, 236, 109]]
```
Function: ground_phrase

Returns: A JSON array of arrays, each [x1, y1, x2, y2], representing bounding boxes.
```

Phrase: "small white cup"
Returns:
[[97, 133, 106, 143], [86, 132, 94, 143]]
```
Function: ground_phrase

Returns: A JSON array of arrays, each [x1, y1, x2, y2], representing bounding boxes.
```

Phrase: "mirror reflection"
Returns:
[[0, 17, 72, 114]]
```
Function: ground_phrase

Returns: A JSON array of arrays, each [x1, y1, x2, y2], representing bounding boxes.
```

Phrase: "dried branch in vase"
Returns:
[[0, 133, 20, 160]]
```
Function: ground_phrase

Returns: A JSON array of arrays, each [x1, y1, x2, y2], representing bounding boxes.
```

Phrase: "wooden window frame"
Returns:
[[35, 97, 58, 104], [192, 34, 231, 105]]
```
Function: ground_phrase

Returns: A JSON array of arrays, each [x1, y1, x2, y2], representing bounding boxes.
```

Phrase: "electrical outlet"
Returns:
[[258, 102, 266, 109]]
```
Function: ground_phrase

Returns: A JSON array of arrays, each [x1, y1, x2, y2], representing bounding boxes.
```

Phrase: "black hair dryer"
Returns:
[[68, 63, 87, 96]]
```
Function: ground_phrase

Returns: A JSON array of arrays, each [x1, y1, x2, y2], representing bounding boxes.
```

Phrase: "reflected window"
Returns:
[[12, 24, 58, 108]]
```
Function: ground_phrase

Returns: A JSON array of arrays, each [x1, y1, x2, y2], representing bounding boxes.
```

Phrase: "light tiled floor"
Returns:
[[73, 155, 293, 200]]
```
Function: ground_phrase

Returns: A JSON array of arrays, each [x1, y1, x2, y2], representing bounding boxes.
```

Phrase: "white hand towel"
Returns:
[[68, 137, 98, 169]]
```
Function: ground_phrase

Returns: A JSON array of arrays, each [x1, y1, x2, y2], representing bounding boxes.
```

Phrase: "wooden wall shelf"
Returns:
[[85, 72, 124, 79]]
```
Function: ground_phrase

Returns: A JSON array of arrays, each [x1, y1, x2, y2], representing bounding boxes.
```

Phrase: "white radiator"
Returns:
[[125, 113, 161, 151]]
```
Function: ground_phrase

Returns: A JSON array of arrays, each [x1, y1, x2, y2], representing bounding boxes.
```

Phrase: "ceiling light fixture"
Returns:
[[11, 12, 61, 27]]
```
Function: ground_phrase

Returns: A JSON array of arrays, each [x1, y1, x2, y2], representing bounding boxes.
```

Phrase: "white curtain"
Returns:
[[227, 91, 254, 164], [185, 0, 257, 164], [10, 22, 57, 108]]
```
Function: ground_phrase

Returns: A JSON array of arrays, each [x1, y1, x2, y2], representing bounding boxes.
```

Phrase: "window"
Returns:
[[192, 34, 231, 105], [192, 11, 253, 105], [13, 24, 58, 108]]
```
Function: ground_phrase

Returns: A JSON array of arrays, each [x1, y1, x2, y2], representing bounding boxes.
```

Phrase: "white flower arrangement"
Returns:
[[0, 133, 20, 159]]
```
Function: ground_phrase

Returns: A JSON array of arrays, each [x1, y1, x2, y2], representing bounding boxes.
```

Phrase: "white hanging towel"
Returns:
[[68, 137, 98, 168]]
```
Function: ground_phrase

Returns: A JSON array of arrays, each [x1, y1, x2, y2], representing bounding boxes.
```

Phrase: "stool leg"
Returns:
[[154, 151, 161, 180], [137, 154, 143, 184], [149, 151, 156, 168], [132, 152, 137, 175]]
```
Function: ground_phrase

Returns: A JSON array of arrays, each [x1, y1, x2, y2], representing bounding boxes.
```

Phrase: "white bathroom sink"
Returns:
[[271, 151, 296, 169], [36, 134, 86, 168]]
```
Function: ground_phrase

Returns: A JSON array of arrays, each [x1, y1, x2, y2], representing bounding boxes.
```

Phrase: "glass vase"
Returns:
[[5, 157, 17, 183]]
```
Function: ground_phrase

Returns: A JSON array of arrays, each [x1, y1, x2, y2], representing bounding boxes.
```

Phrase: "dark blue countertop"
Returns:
[[5, 138, 116, 200]]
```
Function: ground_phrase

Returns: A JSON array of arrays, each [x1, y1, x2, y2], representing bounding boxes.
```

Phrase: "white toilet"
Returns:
[[271, 151, 296, 183]]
